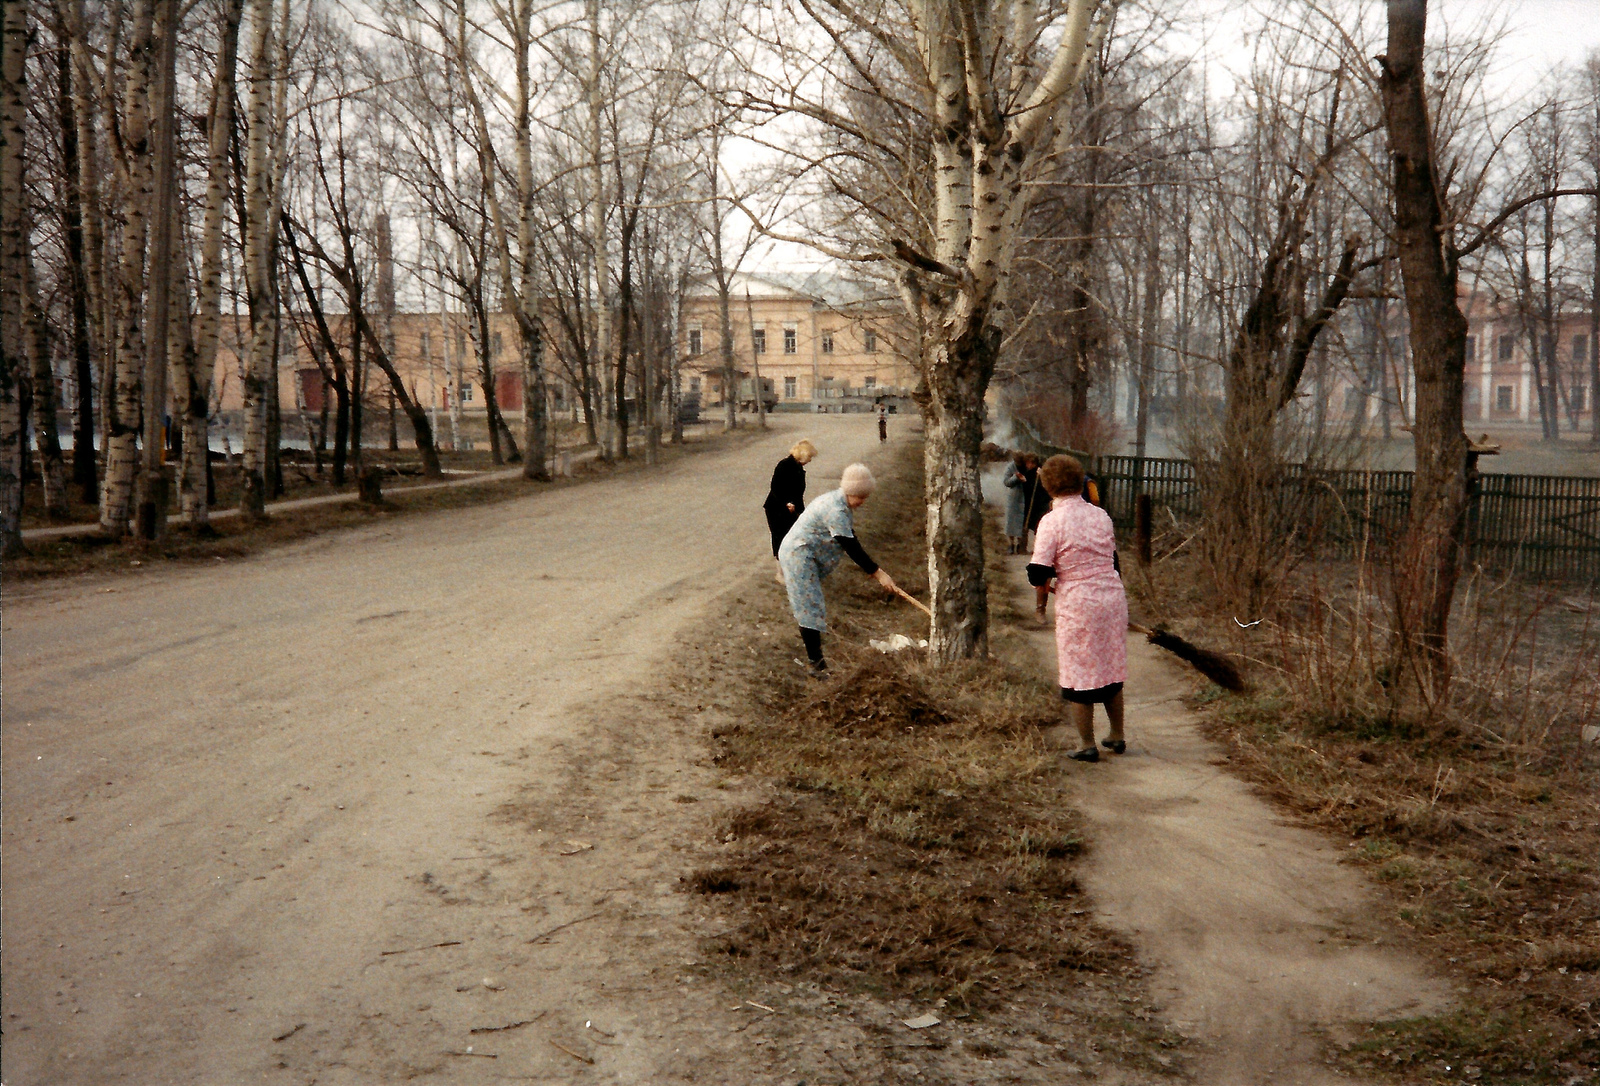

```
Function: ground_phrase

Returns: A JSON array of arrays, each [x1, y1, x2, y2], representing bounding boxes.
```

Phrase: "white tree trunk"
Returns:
[[238, 0, 275, 518], [187, 0, 244, 528], [101, 0, 158, 535]]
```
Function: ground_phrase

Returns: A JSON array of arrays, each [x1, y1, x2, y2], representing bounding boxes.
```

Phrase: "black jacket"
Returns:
[[763, 455, 807, 512]]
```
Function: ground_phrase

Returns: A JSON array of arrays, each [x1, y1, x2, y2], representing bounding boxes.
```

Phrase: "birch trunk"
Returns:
[[1, 0, 28, 554], [101, 0, 157, 535], [136, 0, 179, 541], [186, 0, 243, 528], [238, 0, 275, 519]]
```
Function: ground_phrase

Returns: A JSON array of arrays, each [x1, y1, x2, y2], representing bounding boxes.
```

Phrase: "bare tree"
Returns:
[[1, 0, 30, 555]]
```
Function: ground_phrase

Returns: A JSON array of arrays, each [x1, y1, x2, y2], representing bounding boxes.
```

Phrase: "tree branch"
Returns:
[[1455, 187, 1600, 262], [1275, 233, 1362, 412]]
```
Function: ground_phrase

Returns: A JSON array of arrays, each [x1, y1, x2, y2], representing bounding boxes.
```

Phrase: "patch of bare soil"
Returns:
[[670, 442, 1188, 1084]]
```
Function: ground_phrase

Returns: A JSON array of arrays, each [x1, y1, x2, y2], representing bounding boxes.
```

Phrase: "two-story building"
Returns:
[[678, 271, 914, 410]]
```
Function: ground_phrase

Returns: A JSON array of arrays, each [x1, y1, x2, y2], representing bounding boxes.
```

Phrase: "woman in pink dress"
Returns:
[[1026, 455, 1128, 763]]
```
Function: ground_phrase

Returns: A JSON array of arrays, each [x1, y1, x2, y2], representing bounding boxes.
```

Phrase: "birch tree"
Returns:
[[745, 0, 1113, 661], [184, 0, 244, 529], [237, 0, 276, 517]]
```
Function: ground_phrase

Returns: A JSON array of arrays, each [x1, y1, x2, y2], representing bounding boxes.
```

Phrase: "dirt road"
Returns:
[[2, 416, 884, 1085]]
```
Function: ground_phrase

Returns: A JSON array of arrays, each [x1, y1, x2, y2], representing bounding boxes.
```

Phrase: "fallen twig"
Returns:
[[549, 1039, 595, 1065], [526, 912, 601, 944], [444, 1050, 497, 1058], [272, 1023, 305, 1042], [470, 1015, 543, 1034], [745, 1000, 775, 1012], [379, 940, 461, 957]]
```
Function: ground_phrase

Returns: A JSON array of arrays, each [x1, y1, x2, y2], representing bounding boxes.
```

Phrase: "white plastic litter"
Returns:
[[869, 634, 929, 653], [1583, 725, 1600, 745], [902, 1013, 940, 1029]]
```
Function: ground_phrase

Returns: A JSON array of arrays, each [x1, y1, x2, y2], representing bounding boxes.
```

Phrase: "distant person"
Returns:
[[764, 440, 816, 559], [877, 405, 888, 443], [1027, 455, 1128, 763], [1002, 453, 1031, 554], [1022, 452, 1050, 539], [778, 463, 898, 676]]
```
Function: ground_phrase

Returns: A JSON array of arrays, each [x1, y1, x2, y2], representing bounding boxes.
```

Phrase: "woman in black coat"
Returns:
[[764, 439, 817, 557]]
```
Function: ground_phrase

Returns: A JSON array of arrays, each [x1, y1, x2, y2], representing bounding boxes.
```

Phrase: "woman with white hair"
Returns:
[[777, 462, 897, 676]]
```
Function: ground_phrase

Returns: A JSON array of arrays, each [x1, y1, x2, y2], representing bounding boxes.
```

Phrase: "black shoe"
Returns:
[[1101, 739, 1126, 754], [808, 660, 829, 680], [1069, 746, 1100, 763]]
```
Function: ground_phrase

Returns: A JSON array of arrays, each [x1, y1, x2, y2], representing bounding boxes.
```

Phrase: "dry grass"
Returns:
[[672, 441, 1187, 1077], [1129, 522, 1600, 1084]]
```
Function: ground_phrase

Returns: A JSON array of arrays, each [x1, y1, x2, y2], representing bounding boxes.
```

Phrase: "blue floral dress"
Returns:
[[777, 488, 858, 631]]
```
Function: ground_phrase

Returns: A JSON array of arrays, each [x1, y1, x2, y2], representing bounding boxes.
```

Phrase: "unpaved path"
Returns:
[[1003, 550, 1455, 1083], [1, 415, 882, 1085]]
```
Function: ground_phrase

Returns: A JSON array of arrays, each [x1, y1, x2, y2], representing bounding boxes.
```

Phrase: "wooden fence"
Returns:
[[1010, 438, 1600, 583]]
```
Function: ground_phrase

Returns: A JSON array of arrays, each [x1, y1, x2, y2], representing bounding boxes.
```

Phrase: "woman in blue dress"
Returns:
[[777, 463, 897, 675]]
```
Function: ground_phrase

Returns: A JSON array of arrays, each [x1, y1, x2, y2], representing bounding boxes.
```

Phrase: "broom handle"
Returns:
[[892, 584, 933, 618], [1128, 621, 1153, 636]]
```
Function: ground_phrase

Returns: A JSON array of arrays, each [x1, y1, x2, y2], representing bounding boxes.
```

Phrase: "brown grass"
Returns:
[[1129, 521, 1600, 1084], [673, 441, 1187, 1077]]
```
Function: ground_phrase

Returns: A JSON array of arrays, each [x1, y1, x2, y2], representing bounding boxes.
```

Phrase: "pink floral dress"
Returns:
[[1030, 497, 1128, 693]]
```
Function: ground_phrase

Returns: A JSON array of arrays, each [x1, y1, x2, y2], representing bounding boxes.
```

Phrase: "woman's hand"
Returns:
[[786, 502, 796, 512], [872, 568, 896, 592]]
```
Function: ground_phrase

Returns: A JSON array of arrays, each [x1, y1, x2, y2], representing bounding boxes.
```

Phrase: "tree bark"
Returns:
[[186, 0, 243, 529], [136, 0, 179, 541], [0, 0, 29, 554], [1379, 0, 1471, 707], [23, 229, 68, 516], [238, 0, 275, 519], [55, 3, 97, 504], [101, 0, 157, 535]]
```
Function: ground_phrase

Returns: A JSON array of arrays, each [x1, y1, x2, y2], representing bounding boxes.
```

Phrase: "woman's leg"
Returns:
[[1105, 689, 1125, 743], [799, 626, 825, 671], [1069, 701, 1096, 748]]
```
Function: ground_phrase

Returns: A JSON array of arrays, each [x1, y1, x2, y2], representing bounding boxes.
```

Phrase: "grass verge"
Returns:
[[670, 439, 1185, 1080], [1128, 538, 1599, 1085]]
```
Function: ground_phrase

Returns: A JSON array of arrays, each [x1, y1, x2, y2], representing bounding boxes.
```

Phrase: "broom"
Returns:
[[1127, 622, 1245, 692]]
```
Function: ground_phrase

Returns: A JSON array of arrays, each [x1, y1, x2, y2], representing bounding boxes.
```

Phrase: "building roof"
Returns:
[[686, 269, 897, 310]]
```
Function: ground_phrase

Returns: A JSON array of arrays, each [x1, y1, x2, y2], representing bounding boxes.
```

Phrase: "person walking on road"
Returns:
[[1026, 455, 1129, 763], [778, 463, 897, 676], [1002, 453, 1031, 554], [764, 440, 816, 559], [877, 405, 888, 443]]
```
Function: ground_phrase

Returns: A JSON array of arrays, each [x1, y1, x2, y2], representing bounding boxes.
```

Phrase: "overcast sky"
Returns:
[[749, 0, 1600, 273]]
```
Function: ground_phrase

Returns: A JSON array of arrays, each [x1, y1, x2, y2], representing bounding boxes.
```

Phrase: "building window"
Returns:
[[1572, 384, 1587, 411], [460, 381, 474, 403], [1495, 385, 1513, 412], [689, 376, 701, 393], [688, 325, 702, 355], [821, 332, 834, 354], [1464, 383, 1480, 406], [863, 330, 878, 353], [420, 330, 432, 358], [783, 326, 797, 354], [457, 328, 468, 358], [1574, 335, 1589, 362], [863, 375, 876, 388], [784, 376, 796, 399], [1464, 336, 1475, 362], [492, 331, 503, 358], [1498, 334, 1515, 361], [751, 327, 766, 354], [1541, 336, 1554, 363]]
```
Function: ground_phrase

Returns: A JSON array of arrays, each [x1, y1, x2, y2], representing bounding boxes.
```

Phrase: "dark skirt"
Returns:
[[766, 506, 800, 557], [1060, 681, 1124, 705]]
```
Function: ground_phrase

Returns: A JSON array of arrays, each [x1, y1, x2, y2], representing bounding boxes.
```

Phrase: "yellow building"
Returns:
[[680, 271, 914, 411]]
